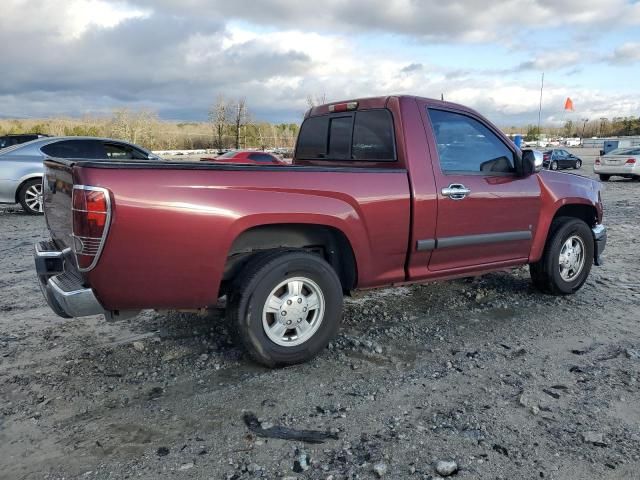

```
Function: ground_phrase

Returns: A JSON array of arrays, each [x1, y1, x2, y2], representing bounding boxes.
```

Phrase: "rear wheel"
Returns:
[[18, 178, 43, 215], [599, 174, 610, 182], [550, 161, 558, 170], [574, 159, 582, 169], [529, 217, 594, 295], [226, 250, 343, 367]]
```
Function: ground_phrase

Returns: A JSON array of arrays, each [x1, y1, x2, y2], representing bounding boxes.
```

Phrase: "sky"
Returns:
[[1, 0, 639, 126]]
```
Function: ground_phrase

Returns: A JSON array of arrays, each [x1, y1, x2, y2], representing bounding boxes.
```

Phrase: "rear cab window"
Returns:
[[296, 109, 396, 163]]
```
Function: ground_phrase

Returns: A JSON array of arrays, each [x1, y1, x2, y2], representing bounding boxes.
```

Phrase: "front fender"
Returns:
[[529, 172, 601, 262]]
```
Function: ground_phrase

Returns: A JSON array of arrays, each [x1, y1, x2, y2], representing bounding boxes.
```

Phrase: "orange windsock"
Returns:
[[564, 97, 574, 111]]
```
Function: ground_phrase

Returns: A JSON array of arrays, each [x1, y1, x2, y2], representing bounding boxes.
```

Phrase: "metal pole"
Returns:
[[537, 72, 544, 144]]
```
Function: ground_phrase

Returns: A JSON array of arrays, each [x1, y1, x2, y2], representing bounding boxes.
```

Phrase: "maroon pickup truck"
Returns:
[[35, 96, 606, 366]]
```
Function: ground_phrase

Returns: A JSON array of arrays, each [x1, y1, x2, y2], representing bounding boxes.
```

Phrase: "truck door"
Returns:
[[423, 107, 541, 272]]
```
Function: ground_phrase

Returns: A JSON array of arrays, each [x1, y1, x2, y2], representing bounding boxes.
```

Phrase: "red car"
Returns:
[[35, 95, 606, 367], [201, 150, 284, 165]]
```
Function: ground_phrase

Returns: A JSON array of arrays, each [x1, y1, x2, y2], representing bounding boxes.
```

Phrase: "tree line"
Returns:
[[509, 116, 640, 141], [0, 101, 299, 152], [3, 98, 639, 151]]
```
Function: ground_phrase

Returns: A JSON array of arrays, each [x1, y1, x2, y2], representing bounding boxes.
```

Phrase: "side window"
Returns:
[[328, 116, 352, 159], [104, 142, 149, 160], [248, 153, 276, 163], [352, 110, 395, 160], [41, 140, 104, 159], [428, 109, 515, 174], [297, 116, 328, 159]]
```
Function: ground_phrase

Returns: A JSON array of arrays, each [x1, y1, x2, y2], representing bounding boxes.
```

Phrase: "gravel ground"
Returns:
[[1, 149, 639, 480]]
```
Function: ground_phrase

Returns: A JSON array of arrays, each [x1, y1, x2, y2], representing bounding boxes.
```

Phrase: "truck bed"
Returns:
[[42, 157, 412, 310]]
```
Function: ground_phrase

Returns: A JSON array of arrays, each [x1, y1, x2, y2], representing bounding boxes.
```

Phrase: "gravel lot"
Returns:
[[1, 149, 639, 480]]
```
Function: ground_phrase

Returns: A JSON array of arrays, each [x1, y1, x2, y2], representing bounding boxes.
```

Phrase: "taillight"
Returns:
[[72, 185, 111, 271], [595, 157, 601, 165], [625, 158, 636, 165]]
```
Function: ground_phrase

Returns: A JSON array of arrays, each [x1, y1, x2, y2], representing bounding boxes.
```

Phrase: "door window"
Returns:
[[428, 109, 515, 174], [247, 153, 278, 163], [103, 142, 148, 160]]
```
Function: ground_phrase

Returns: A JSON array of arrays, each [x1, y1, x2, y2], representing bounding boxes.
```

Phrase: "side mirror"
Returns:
[[519, 149, 543, 176]]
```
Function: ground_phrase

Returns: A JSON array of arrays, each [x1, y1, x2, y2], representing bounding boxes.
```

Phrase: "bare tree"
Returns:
[[208, 95, 229, 150], [109, 108, 158, 147], [232, 97, 249, 149], [306, 92, 327, 109]]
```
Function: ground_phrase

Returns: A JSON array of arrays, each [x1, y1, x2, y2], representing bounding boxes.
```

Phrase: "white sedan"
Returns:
[[594, 147, 640, 182]]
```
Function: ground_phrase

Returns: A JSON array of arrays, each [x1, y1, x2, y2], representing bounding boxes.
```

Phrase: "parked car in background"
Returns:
[[35, 95, 606, 367], [594, 147, 640, 181], [0, 133, 50, 149], [201, 150, 284, 165], [0, 136, 160, 214], [543, 149, 582, 170]]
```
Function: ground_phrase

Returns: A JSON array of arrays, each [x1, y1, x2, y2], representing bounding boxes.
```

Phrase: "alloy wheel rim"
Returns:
[[558, 235, 586, 281], [25, 184, 43, 212], [262, 276, 325, 347]]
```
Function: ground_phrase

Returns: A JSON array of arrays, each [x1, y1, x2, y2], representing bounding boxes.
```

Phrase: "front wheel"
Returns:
[[574, 159, 582, 169], [226, 251, 343, 367], [18, 178, 44, 215], [530, 217, 594, 295]]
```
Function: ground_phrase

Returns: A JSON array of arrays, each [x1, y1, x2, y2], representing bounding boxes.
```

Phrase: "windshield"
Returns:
[[218, 151, 237, 158]]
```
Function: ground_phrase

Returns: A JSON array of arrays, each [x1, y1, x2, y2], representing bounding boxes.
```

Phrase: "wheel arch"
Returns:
[[530, 199, 598, 263], [14, 174, 43, 203], [222, 223, 358, 293]]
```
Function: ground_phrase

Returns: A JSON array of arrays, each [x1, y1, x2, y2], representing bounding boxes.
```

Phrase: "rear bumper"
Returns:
[[34, 240, 105, 318], [594, 164, 640, 176], [592, 224, 607, 266]]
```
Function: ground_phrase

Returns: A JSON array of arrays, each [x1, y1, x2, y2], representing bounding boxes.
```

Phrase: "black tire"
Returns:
[[599, 174, 610, 182], [550, 161, 558, 170], [574, 159, 582, 169], [529, 217, 594, 295], [226, 250, 343, 367], [18, 178, 43, 215]]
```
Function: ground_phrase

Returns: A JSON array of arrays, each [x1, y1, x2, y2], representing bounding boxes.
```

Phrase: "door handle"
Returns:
[[441, 183, 471, 200]]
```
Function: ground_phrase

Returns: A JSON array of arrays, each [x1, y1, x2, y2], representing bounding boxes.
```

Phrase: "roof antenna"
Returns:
[[441, 93, 444, 101]]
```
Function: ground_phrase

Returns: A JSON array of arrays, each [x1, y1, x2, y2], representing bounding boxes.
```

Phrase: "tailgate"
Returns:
[[43, 159, 75, 251]]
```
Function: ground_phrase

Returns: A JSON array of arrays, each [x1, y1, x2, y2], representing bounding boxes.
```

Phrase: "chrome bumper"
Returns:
[[592, 224, 607, 266], [34, 241, 105, 318]]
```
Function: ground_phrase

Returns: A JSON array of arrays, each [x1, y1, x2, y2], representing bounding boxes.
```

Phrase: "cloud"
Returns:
[[604, 42, 640, 65], [513, 52, 585, 72], [0, 0, 638, 126], [112, 0, 640, 42], [401, 63, 424, 73]]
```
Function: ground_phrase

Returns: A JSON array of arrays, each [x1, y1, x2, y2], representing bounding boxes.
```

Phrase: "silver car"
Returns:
[[0, 136, 160, 214]]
